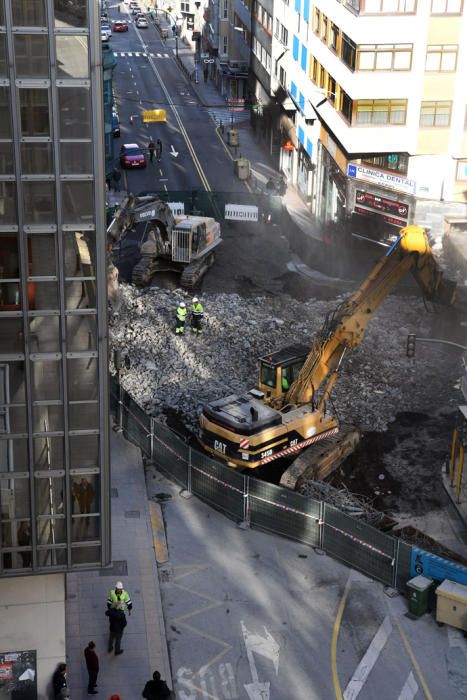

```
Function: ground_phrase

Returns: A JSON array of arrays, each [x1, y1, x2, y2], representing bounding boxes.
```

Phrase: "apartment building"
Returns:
[[0, 0, 110, 691], [280, 0, 467, 237], [205, 0, 250, 99]]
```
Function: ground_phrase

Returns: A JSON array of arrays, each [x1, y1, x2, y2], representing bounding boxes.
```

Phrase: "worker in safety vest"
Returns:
[[176, 301, 187, 334], [107, 581, 132, 615], [191, 297, 204, 334]]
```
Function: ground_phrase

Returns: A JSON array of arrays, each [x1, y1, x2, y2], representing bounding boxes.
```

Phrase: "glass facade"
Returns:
[[0, 0, 110, 575]]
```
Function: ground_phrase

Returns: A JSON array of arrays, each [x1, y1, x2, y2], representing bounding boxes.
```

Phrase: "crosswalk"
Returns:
[[206, 106, 251, 127], [115, 51, 170, 58]]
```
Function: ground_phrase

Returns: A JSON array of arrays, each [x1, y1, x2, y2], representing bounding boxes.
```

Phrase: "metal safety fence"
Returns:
[[110, 377, 467, 591]]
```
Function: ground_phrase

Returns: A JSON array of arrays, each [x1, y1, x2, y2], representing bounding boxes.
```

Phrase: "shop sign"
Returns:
[[0, 663, 13, 679], [225, 204, 258, 221], [355, 190, 409, 225], [283, 140, 295, 151], [347, 163, 416, 196]]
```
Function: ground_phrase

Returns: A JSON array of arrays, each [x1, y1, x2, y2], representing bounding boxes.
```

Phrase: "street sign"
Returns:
[[142, 109, 167, 123]]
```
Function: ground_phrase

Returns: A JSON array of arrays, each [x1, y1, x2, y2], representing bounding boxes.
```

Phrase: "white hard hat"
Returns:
[[180, 301, 186, 307], [115, 581, 123, 590], [192, 297, 199, 303]]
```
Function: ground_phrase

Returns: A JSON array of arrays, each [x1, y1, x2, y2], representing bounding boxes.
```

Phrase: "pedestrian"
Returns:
[[105, 603, 127, 656], [112, 168, 121, 192], [203, 66, 208, 83], [191, 296, 204, 334], [17, 520, 31, 567], [148, 139, 155, 163], [106, 175, 112, 192], [107, 581, 132, 614], [84, 641, 99, 695], [175, 300, 187, 334], [142, 670, 171, 700], [72, 477, 94, 515], [155, 139, 162, 161], [278, 174, 287, 197], [265, 177, 276, 194], [53, 663, 67, 700]]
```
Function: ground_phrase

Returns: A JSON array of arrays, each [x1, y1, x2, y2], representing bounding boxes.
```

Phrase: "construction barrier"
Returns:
[[110, 378, 467, 591]]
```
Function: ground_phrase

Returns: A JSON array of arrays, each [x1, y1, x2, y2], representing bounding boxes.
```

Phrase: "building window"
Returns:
[[321, 16, 328, 42], [431, 0, 462, 13], [58, 86, 91, 139], [313, 8, 320, 34], [275, 18, 279, 38], [357, 44, 412, 70], [355, 99, 407, 125], [54, 0, 87, 27], [22, 182, 56, 225], [0, 87, 11, 138], [14, 35, 49, 78], [279, 65, 286, 86], [0, 182, 16, 225], [0, 142, 13, 175], [425, 45, 458, 71], [362, 153, 409, 175], [281, 25, 288, 46], [420, 101, 452, 127], [329, 23, 339, 52], [223, 0, 228, 18], [328, 76, 336, 104], [12, 0, 46, 26], [364, 0, 416, 11], [56, 35, 89, 78], [0, 35, 7, 77], [341, 33, 356, 71], [223, 36, 228, 54], [21, 143, 54, 174], [311, 56, 318, 82], [20, 88, 50, 136], [340, 90, 353, 122]]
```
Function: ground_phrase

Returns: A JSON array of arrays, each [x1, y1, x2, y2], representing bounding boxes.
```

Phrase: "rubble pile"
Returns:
[[110, 283, 461, 435]]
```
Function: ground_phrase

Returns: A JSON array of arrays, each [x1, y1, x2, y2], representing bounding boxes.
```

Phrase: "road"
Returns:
[[108, 4, 245, 195]]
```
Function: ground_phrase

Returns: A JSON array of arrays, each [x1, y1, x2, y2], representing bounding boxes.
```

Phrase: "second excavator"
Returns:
[[199, 225, 463, 490]]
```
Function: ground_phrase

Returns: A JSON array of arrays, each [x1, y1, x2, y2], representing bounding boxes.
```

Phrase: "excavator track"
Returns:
[[180, 252, 216, 289], [279, 427, 360, 491]]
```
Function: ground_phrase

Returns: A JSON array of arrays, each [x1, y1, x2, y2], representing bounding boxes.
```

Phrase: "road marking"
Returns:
[[159, 169, 163, 176], [396, 620, 433, 700], [163, 184, 167, 191], [331, 573, 352, 700], [127, 51, 133, 56], [241, 621, 279, 700], [397, 672, 419, 700], [343, 616, 392, 699]]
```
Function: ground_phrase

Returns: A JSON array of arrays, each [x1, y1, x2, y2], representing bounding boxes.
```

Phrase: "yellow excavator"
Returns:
[[199, 225, 462, 489]]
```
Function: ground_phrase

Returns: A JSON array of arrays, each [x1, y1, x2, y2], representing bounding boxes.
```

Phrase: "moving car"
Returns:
[[129, 1, 139, 7], [113, 20, 128, 32], [101, 30, 111, 42], [119, 143, 146, 169], [136, 16, 148, 27], [101, 24, 112, 39], [132, 6, 142, 14]]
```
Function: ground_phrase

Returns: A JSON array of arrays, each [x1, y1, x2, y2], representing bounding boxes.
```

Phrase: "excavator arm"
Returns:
[[284, 225, 458, 408]]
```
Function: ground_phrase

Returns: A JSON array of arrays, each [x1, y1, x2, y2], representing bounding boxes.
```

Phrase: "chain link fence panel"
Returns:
[[248, 479, 321, 547], [190, 449, 246, 522], [323, 504, 396, 586], [121, 394, 151, 458], [151, 420, 189, 489], [395, 538, 413, 593]]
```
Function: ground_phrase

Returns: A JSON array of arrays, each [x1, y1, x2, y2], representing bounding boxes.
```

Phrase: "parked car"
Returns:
[[119, 143, 146, 169], [101, 30, 111, 42], [131, 6, 142, 14], [136, 16, 148, 27], [113, 20, 128, 32], [112, 110, 121, 138], [101, 24, 112, 39]]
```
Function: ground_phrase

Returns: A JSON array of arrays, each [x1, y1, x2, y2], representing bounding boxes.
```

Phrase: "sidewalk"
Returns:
[[65, 431, 171, 699], [154, 12, 322, 240]]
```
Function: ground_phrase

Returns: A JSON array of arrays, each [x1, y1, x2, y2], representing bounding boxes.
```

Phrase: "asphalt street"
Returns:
[[109, 4, 247, 195]]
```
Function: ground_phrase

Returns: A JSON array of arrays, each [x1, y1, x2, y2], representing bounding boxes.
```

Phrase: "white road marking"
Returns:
[[163, 184, 167, 191], [219, 663, 237, 699], [397, 672, 419, 700], [159, 169, 163, 176], [127, 52, 133, 57], [241, 621, 280, 700], [343, 616, 393, 700], [156, 53, 162, 57]]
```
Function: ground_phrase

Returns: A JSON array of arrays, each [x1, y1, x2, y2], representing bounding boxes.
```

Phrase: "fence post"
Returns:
[[244, 475, 250, 526], [150, 416, 155, 465], [318, 500, 325, 552], [114, 378, 124, 433], [392, 537, 400, 590], [187, 446, 192, 494]]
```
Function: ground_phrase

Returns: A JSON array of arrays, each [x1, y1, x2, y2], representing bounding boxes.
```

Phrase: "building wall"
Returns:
[[0, 573, 66, 699]]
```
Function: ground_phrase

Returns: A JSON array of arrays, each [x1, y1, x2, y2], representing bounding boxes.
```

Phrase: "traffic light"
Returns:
[[406, 334, 416, 358]]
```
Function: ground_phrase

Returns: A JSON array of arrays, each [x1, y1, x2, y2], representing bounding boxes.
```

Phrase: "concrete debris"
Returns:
[[110, 283, 462, 436]]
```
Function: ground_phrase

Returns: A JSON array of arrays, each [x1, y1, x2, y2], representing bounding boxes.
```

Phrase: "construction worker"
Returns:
[[107, 581, 132, 615], [191, 297, 204, 334], [176, 301, 187, 334]]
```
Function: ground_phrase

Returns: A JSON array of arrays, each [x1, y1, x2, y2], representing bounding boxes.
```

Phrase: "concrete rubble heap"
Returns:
[[110, 283, 461, 435]]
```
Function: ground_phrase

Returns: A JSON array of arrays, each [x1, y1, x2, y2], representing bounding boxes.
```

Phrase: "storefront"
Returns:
[[297, 146, 314, 205]]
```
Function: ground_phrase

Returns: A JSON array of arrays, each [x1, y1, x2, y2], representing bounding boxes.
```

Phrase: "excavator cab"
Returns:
[[258, 345, 308, 400]]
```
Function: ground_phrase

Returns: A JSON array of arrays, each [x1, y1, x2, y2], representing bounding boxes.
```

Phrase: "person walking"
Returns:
[[175, 301, 187, 334], [191, 297, 204, 334], [84, 641, 99, 695], [105, 603, 127, 656], [53, 663, 68, 700], [107, 581, 132, 614], [142, 670, 171, 700], [112, 168, 121, 192], [155, 139, 162, 162], [148, 139, 155, 163]]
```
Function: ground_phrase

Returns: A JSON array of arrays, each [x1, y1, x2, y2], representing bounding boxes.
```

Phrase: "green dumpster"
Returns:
[[406, 575, 434, 616]]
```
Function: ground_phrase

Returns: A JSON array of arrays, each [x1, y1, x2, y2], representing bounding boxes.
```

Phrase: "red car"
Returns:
[[120, 143, 146, 169], [113, 20, 128, 31]]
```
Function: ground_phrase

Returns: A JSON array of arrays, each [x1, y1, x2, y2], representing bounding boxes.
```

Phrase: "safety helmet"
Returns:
[[192, 297, 199, 303], [180, 301, 186, 308], [115, 581, 123, 590]]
